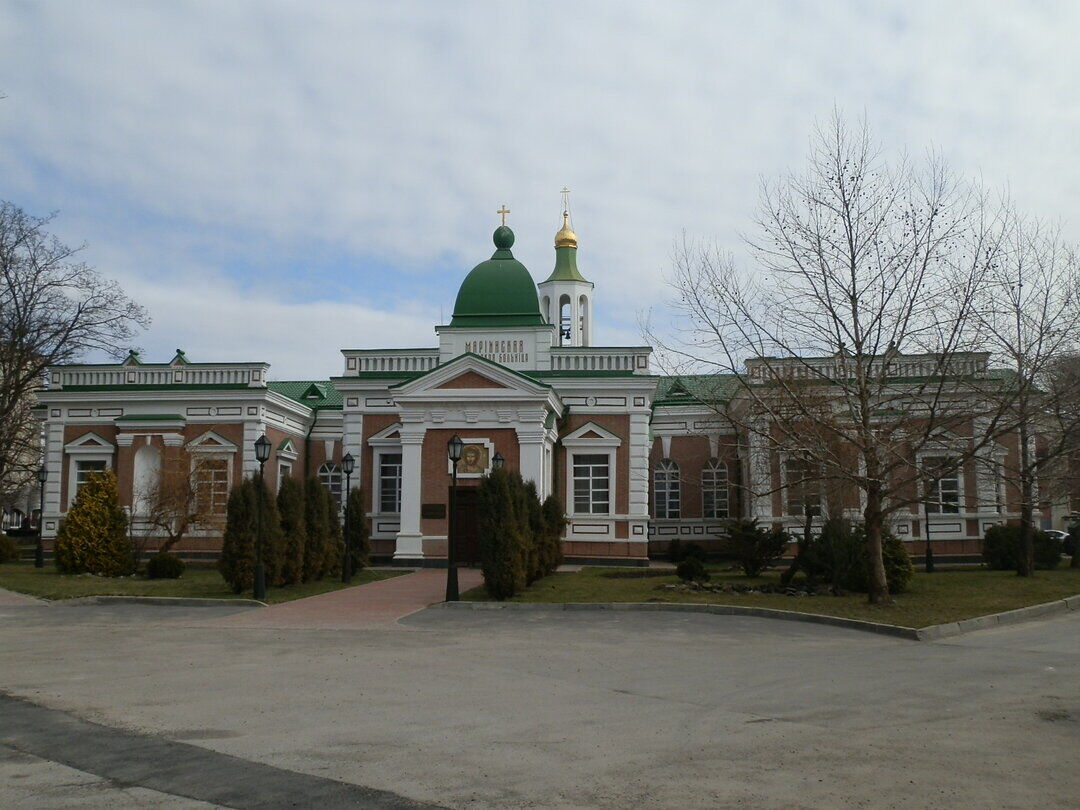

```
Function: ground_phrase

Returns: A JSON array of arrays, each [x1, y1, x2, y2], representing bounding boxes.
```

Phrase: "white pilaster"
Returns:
[[517, 428, 546, 493], [342, 411, 363, 491], [42, 421, 64, 538], [747, 420, 772, 519], [628, 411, 651, 519], [242, 418, 267, 478], [393, 426, 426, 559]]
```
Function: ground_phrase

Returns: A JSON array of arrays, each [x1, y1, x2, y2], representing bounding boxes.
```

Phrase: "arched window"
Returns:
[[559, 294, 572, 345], [653, 459, 680, 519], [578, 294, 589, 346], [702, 459, 729, 519], [318, 462, 343, 509]]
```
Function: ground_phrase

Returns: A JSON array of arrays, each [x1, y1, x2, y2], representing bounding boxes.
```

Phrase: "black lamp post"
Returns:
[[253, 434, 271, 600], [341, 452, 355, 583], [446, 434, 464, 601], [922, 487, 935, 574], [35, 464, 47, 568], [492, 452, 505, 470]]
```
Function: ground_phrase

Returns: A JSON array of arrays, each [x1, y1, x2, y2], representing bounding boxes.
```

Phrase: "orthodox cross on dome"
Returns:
[[560, 187, 570, 213], [497, 204, 510, 225]]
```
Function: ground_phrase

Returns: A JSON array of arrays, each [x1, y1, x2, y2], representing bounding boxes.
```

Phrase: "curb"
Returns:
[[434, 600, 921, 640], [435, 593, 1080, 641], [60, 595, 268, 608]]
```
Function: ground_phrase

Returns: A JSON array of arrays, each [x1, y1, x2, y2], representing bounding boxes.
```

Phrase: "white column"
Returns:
[[342, 411, 363, 492], [242, 418, 267, 478], [747, 420, 771, 519], [628, 411, 651, 520], [42, 421, 64, 539], [517, 427, 546, 493], [393, 427, 426, 560]]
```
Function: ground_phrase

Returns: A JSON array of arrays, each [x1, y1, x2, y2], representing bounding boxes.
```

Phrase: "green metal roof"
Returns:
[[449, 226, 546, 328], [653, 374, 741, 407], [267, 381, 343, 410], [543, 245, 590, 283]]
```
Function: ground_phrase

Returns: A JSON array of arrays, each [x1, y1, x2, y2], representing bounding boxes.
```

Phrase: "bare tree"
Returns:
[[653, 114, 1019, 604], [965, 216, 1080, 575], [131, 447, 218, 561], [0, 201, 148, 504]]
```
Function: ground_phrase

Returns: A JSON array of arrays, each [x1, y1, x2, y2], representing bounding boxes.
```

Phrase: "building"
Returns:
[[36, 208, 1042, 564]]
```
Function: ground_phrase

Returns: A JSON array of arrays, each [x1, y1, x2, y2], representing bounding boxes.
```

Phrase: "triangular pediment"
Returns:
[[65, 432, 114, 450], [578, 429, 603, 439], [435, 370, 510, 390], [391, 353, 552, 400], [187, 430, 238, 452], [563, 421, 623, 446], [368, 423, 403, 444]]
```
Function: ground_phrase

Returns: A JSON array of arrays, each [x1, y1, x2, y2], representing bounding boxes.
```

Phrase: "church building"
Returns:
[[35, 206, 1030, 565]]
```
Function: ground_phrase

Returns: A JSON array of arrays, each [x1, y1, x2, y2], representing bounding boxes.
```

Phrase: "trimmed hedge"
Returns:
[[344, 486, 370, 574], [983, 524, 1061, 571], [54, 470, 133, 577], [477, 469, 566, 600], [676, 557, 709, 582], [0, 534, 19, 563], [277, 477, 307, 585], [146, 552, 185, 579]]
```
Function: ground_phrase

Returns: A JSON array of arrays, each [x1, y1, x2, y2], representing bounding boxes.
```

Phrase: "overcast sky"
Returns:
[[2, 1, 1077, 380]]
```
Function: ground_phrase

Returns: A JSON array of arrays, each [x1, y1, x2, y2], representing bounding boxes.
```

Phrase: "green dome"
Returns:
[[450, 227, 546, 328]]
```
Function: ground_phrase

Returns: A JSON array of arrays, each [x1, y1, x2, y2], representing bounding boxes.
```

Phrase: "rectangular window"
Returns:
[[573, 454, 610, 515], [784, 458, 821, 516], [379, 453, 402, 514], [193, 458, 229, 516], [74, 459, 107, 496], [924, 457, 960, 514], [278, 462, 292, 491]]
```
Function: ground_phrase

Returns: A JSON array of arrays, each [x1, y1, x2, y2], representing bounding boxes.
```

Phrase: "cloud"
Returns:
[[1, 0, 1078, 371]]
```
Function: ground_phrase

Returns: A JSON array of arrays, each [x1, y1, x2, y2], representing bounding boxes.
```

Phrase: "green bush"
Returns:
[[804, 518, 913, 594], [302, 478, 332, 581], [667, 539, 707, 563], [477, 468, 527, 600], [982, 524, 1061, 571], [323, 483, 343, 578], [276, 477, 307, 585], [721, 518, 790, 577], [54, 470, 133, 577], [0, 534, 19, 563], [539, 494, 567, 577], [676, 557, 709, 582], [146, 552, 185, 579], [343, 486, 370, 574]]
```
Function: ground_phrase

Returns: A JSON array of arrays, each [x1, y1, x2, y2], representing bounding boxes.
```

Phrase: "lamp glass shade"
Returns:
[[447, 434, 464, 463], [37, 465, 47, 483], [341, 452, 355, 475], [492, 452, 505, 470], [254, 434, 272, 463]]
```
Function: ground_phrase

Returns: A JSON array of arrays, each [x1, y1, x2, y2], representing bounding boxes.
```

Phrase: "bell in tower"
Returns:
[[537, 189, 594, 347]]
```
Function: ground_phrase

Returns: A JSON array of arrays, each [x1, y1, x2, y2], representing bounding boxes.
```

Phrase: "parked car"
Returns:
[[1044, 530, 1073, 555]]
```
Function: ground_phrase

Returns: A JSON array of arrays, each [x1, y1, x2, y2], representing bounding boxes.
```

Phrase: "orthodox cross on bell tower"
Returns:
[[497, 204, 510, 225]]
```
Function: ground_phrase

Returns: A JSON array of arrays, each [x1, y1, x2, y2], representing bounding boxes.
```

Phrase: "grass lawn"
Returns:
[[462, 565, 1080, 629], [0, 562, 406, 605]]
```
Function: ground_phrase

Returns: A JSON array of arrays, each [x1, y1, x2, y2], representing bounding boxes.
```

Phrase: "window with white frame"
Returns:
[[278, 462, 292, 491], [653, 459, 680, 519], [573, 454, 610, 515], [192, 458, 230, 517], [702, 459, 729, 519], [74, 459, 108, 497], [318, 462, 342, 508], [923, 456, 960, 513], [784, 457, 822, 516], [378, 453, 402, 514]]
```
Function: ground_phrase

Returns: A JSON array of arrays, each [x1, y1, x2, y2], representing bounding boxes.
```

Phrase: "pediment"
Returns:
[[435, 370, 510, 390], [563, 421, 623, 446], [64, 432, 115, 452], [187, 430, 238, 452]]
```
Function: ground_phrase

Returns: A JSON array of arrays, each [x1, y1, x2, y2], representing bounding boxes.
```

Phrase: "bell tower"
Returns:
[[538, 190, 594, 347]]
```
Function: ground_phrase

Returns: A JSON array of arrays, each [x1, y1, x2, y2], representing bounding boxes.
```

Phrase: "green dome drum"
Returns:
[[450, 226, 546, 328]]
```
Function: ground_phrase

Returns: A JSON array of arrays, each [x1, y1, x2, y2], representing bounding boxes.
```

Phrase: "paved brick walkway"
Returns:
[[213, 568, 484, 630]]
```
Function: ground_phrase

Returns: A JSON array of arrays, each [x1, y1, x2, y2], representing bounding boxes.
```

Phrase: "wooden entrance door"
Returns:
[[450, 487, 481, 565]]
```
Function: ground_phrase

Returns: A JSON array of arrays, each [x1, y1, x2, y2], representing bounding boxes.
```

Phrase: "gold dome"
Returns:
[[554, 210, 578, 248]]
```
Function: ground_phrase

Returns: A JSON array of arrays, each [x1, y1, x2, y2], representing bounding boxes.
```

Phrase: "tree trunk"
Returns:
[[780, 509, 814, 586], [864, 486, 890, 604], [1017, 421, 1034, 577]]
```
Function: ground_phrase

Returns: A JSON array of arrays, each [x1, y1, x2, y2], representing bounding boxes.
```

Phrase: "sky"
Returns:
[[1, 1, 1078, 380]]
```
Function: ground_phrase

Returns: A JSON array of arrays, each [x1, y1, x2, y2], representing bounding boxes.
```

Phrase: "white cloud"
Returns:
[[1, 0, 1078, 371]]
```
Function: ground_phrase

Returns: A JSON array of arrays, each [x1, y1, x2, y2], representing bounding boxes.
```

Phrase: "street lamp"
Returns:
[[341, 452, 355, 584], [492, 452, 505, 470], [446, 434, 464, 601], [253, 434, 271, 600], [35, 464, 47, 568]]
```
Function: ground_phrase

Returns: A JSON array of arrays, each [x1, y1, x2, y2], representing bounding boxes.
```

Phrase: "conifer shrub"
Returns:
[[302, 477, 331, 581], [219, 478, 256, 593], [477, 468, 527, 600], [323, 484, 343, 578], [276, 477, 307, 585], [256, 477, 286, 586], [983, 524, 1061, 571], [804, 518, 914, 594], [539, 494, 567, 576], [146, 552, 185, 579], [676, 557, 709, 582], [667, 539, 707, 563], [721, 518, 790, 577], [54, 470, 133, 576], [0, 534, 19, 562], [344, 486, 370, 573], [523, 480, 544, 583]]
